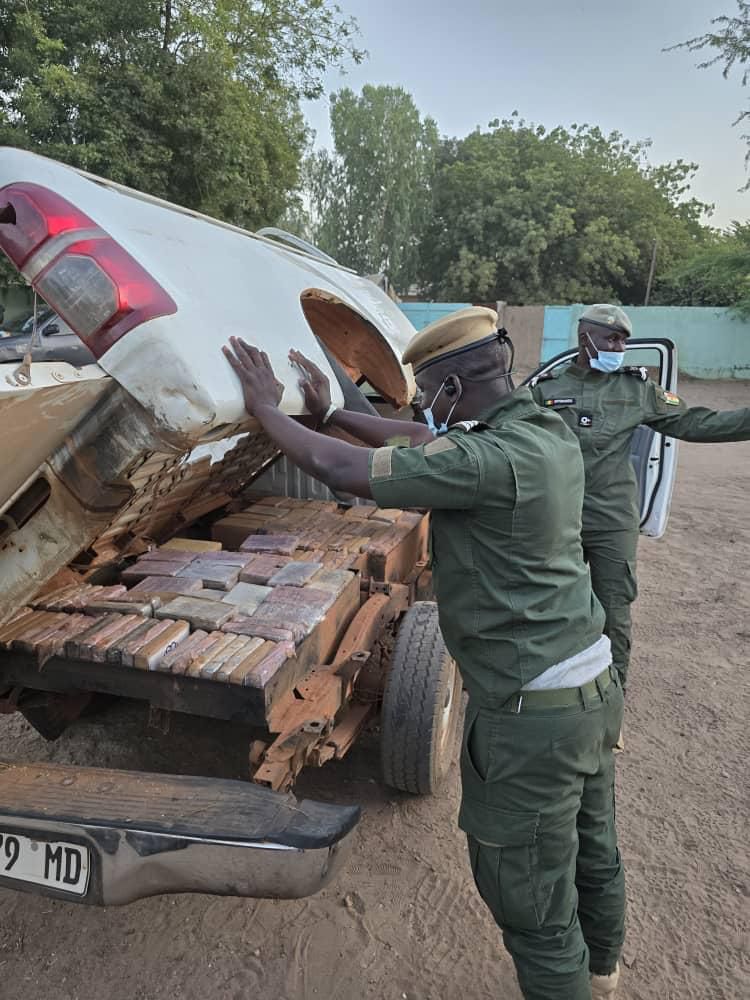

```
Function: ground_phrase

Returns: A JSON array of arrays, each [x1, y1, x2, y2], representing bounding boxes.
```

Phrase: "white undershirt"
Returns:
[[521, 635, 612, 691]]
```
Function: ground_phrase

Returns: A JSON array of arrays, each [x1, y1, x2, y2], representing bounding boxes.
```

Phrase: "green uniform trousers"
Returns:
[[459, 670, 625, 1000], [582, 527, 638, 690]]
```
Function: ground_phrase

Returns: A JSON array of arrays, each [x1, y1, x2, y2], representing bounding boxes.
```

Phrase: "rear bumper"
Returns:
[[0, 761, 359, 906]]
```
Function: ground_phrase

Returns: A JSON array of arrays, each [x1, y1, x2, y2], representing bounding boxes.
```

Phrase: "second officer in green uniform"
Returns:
[[222, 309, 626, 999], [530, 303, 750, 692]]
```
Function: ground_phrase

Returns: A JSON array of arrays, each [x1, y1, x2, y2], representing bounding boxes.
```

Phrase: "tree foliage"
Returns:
[[669, 2, 750, 181], [655, 222, 750, 312], [419, 116, 710, 304], [304, 85, 439, 291], [0, 1, 363, 229]]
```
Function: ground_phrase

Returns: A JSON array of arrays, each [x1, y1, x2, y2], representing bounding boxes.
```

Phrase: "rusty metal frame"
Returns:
[[250, 584, 409, 791]]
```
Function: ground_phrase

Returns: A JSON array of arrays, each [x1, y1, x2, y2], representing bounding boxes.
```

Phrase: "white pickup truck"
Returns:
[[0, 149, 680, 909], [0, 148, 438, 907]]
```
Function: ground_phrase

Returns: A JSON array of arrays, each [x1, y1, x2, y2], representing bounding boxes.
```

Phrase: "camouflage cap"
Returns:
[[578, 304, 633, 337], [402, 306, 499, 374]]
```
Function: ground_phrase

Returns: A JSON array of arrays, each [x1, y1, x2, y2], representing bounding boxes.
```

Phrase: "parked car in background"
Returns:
[[0, 301, 96, 365]]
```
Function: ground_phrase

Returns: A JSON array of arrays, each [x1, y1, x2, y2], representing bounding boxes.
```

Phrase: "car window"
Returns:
[[4, 306, 54, 335]]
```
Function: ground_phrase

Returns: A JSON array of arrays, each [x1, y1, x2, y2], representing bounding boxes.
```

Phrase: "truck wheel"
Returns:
[[380, 601, 462, 795]]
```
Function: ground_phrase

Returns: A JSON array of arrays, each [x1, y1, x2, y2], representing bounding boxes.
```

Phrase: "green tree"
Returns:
[[305, 85, 439, 292], [420, 115, 710, 304], [655, 222, 750, 312], [0, 1, 363, 229], [668, 2, 750, 181]]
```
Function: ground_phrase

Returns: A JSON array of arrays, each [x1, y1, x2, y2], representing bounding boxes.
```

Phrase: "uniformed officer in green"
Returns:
[[529, 303, 750, 694], [222, 308, 626, 999]]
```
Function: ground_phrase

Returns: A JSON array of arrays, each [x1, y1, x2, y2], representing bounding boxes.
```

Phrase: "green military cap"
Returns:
[[402, 306, 499, 374], [578, 304, 633, 337]]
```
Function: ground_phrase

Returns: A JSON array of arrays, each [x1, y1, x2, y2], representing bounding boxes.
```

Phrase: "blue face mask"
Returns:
[[587, 333, 624, 373], [421, 381, 459, 435]]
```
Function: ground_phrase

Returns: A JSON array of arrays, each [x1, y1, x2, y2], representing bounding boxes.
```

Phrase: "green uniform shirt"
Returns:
[[530, 364, 750, 533], [368, 388, 605, 707]]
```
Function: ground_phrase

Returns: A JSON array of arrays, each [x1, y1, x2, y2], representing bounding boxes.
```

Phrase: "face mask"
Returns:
[[421, 380, 459, 435], [586, 333, 624, 373]]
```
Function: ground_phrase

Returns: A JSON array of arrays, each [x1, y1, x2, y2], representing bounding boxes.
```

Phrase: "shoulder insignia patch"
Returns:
[[424, 436, 458, 456], [371, 446, 394, 479], [662, 390, 681, 405], [452, 420, 488, 433], [622, 365, 649, 381]]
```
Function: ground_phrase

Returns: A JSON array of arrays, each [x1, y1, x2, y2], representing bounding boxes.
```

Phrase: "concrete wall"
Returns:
[[499, 304, 545, 382], [541, 305, 750, 380], [397, 302, 544, 382], [398, 302, 471, 331]]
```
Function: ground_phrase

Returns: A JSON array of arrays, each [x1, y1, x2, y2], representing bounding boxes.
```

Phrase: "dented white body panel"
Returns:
[[0, 149, 415, 620], [0, 148, 416, 441]]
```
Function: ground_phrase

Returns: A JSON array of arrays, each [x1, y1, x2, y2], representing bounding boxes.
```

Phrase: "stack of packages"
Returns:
[[0, 497, 425, 690]]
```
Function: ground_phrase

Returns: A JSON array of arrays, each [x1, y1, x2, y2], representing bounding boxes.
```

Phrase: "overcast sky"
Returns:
[[301, 0, 748, 228]]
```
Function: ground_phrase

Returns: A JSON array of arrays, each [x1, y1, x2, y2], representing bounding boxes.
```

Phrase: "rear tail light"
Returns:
[[0, 182, 176, 358], [0, 184, 92, 269]]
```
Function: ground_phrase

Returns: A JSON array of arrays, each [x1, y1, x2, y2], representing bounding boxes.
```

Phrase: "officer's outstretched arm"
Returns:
[[643, 383, 750, 442], [224, 337, 374, 498], [291, 348, 434, 448], [250, 403, 374, 498]]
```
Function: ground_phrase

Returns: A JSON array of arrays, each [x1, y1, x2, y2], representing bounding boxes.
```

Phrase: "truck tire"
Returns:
[[380, 601, 462, 795]]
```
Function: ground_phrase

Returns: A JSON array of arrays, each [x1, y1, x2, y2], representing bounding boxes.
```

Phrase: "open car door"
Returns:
[[524, 338, 679, 538]]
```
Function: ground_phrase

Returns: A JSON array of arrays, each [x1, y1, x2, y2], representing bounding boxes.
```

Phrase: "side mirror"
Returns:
[[44, 323, 60, 335]]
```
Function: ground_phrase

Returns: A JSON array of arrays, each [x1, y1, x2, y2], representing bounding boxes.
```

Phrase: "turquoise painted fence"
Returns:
[[541, 305, 750, 379], [398, 302, 470, 331]]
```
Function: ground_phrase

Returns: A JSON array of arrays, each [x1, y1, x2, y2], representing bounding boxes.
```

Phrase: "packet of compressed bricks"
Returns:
[[135, 550, 198, 569], [220, 582, 272, 615], [107, 619, 155, 665], [267, 561, 323, 588], [160, 538, 222, 553], [222, 617, 301, 642], [121, 551, 197, 583], [239, 534, 299, 555], [0, 610, 43, 649], [86, 616, 150, 663], [239, 640, 296, 689], [306, 568, 356, 596], [215, 637, 269, 683], [171, 549, 254, 568], [11, 613, 72, 653], [176, 558, 240, 591], [36, 614, 93, 665], [156, 629, 209, 674], [235, 586, 336, 642], [197, 635, 254, 680], [133, 619, 190, 670], [182, 633, 239, 679], [64, 614, 125, 661], [239, 554, 292, 585], [155, 595, 235, 631], [128, 576, 204, 600]]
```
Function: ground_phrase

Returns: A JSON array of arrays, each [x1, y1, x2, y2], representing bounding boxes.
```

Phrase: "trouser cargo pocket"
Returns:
[[459, 706, 546, 929]]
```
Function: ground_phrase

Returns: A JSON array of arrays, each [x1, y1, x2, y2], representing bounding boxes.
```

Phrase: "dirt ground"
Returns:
[[0, 379, 748, 1000]]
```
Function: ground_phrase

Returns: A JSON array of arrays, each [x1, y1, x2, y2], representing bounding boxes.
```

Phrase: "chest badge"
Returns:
[[544, 397, 576, 408], [578, 412, 593, 428]]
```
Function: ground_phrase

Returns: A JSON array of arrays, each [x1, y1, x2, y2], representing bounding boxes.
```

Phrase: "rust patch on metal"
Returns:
[[301, 291, 409, 407]]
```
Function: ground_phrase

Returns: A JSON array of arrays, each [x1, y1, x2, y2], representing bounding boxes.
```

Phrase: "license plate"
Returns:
[[0, 830, 89, 895]]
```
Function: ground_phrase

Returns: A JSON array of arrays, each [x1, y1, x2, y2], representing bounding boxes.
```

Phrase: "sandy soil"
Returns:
[[0, 379, 747, 1000]]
